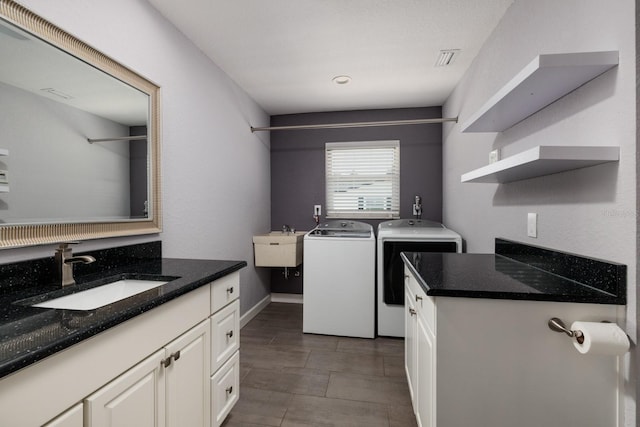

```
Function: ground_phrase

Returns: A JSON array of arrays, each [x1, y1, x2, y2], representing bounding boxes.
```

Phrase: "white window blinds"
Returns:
[[325, 140, 400, 219]]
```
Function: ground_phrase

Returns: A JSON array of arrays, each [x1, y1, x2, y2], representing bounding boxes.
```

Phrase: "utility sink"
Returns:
[[32, 279, 169, 311], [253, 231, 305, 267]]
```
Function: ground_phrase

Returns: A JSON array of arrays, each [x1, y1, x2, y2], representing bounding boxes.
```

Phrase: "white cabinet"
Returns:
[[86, 320, 210, 427], [43, 403, 84, 427], [0, 271, 243, 427], [404, 265, 623, 427], [209, 272, 241, 427]]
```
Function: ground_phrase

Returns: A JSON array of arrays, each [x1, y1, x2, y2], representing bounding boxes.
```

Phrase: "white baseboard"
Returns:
[[240, 294, 271, 328], [270, 293, 303, 304]]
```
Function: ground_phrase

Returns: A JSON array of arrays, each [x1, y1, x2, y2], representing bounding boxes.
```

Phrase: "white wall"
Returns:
[[0, 82, 131, 222], [5, 0, 272, 315], [443, 0, 636, 425]]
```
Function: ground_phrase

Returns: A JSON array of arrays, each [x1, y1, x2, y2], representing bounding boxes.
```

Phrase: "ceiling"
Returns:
[[148, 0, 514, 116], [0, 19, 148, 126]]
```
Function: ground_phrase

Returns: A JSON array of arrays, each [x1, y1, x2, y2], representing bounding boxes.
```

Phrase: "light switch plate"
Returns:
[[527, 213, 537, 238]]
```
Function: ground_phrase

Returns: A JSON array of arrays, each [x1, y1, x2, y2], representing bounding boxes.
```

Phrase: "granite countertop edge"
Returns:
[[401, 252, 624, 305], [0, 258, 247, 380]]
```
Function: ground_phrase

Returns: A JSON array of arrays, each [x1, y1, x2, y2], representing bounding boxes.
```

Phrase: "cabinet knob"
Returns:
[[225, 386, 233, 395], [409, 308, 416, 316], [227, 287, 234, 294], [226, 330, 234, 338], [161, 351, 181, 368], [415, 295, 423, 302]]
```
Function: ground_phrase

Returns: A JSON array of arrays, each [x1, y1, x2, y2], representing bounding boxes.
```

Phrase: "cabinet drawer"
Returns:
[[211, 299, 240, 374], [211, 272, 240, 314], [211, 350, 239, 427]]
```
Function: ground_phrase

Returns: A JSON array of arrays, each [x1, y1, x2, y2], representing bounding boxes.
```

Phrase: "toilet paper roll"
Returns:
[[570, 321, 630, 356]]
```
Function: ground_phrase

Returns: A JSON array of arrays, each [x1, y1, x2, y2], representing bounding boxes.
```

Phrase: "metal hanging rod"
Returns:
[[87, 135, 148, 143], [250, 117, 458, 132]]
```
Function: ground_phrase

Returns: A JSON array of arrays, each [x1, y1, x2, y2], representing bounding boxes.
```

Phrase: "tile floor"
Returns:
[[222, 302, 417, 427]]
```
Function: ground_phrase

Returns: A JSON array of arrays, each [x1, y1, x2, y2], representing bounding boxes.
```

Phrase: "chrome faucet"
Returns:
[[282, 224, 295, 234], [55, 243, 96, 287]]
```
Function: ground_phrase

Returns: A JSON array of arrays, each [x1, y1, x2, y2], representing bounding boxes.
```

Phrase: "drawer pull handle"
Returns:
[[172, 350, 181, 362], [415, 295, 423, 302], [227, 287, 234, 294], [226, 330, 234, 338], [226, 386, 233, 395], [409, 308, 416, 316]]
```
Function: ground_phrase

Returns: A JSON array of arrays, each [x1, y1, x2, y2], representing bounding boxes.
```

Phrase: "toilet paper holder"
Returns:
[[548, 317, 585, 344]]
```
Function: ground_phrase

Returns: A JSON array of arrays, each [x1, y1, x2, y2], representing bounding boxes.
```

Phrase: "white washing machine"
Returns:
[[303, 220, 375, 338], [377, 219, 462, 337]]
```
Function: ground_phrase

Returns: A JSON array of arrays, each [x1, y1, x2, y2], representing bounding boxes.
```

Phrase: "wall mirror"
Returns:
[[0, 0, 161, 248]]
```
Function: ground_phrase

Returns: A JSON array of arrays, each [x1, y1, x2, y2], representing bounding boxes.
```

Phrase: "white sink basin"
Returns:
[[253, 231, 306, 267], [32, 279, 168, 311]]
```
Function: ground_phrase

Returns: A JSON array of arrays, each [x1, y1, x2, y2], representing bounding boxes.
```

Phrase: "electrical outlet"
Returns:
[[527, 213, 537, 238], [314, 205, 321, 216]]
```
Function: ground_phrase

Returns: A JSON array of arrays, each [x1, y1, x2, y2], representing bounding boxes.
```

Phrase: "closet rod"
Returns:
[[87, 135, 147, 143], [250, 117, 458, 132]]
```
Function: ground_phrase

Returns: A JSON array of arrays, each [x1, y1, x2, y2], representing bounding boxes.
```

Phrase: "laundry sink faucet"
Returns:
[[55, 242, 96, 287], [282, 224, 295, 233]]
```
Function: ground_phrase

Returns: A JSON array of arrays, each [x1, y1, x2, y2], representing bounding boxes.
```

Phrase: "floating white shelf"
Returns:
[[461, 145, 619, 184], [0, 184, 9, 193], [461, 51, 619, 133], [0, 148, 8, 156]]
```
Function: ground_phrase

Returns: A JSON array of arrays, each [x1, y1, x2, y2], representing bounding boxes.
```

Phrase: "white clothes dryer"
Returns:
[[377, 219, 462, 337]]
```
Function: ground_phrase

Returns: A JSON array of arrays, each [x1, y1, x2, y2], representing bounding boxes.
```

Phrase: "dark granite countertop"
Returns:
[[0, 246, 246, 379], [401, 250, 625, 305]]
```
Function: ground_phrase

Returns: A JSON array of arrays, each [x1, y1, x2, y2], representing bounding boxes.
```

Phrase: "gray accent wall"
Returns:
[[270, 107, 443, 294], [442, 0, 636, 424]]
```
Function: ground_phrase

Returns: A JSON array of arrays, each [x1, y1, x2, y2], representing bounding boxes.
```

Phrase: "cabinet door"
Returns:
[[43, 403, 83, 427], [416, 317, 435, 427], [165, 320, 211, 427], [85, 349, 166, 427], [405, 281, 417, 408]]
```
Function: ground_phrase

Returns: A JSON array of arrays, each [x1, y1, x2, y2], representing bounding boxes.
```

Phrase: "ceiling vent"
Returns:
[[435, 49, 460, 67]]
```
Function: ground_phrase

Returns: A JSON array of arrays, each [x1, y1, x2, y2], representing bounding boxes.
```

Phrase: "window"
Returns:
[[325, 140, 400, 219]]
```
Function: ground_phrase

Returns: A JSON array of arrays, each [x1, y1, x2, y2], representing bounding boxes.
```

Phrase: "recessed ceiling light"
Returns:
[[332, 75, 352, 85]]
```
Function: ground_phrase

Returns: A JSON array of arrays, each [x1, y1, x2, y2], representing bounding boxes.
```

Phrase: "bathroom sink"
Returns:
[[31, 279, 169, 311], [252, 231, 306, 267]]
